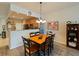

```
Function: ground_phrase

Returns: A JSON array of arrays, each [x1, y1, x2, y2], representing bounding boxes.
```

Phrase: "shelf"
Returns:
[[68, 42, 77, 47], [67, 45, 77, 49], [68, 39, 77, 42]]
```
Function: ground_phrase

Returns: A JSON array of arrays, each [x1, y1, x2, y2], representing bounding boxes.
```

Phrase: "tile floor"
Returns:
[[51, 42, 79, 56], [0, 42, 79, 56]]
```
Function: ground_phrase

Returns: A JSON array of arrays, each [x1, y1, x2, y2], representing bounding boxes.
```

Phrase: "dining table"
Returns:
[[30, 34, 48, 55], [30, 34, 47, 44]]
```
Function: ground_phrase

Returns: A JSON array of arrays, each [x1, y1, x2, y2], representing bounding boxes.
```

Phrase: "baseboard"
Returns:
[[54, 40, 66, 46]]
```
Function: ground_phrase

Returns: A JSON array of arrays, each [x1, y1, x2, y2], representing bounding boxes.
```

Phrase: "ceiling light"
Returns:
[[42, 20, 46, 23], [36, 20, 40, 23], [36, 2, 46, 23]]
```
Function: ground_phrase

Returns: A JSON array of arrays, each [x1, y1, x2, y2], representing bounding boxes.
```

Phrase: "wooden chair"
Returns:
[[38, 37, 50, 56], [22, 36, 39, 56], [35, 32, 40, 36], [44, 37, 50, 56], [48, 34, 55, 53], [51, 34, 55, 48], [29, 32, 37, 45], [29, 32, 36, 37]]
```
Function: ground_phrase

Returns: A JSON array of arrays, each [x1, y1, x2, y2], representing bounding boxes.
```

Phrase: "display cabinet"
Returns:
[[66, 24, 79, 49]]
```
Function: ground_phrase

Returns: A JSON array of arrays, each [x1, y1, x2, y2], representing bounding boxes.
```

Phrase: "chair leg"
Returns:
[[49, 45, 51, 53], [50, 42, 53, 53], [48, 48, 50, 56], [38, 45, 41, 56], [51, 41, 53, 49], [37, 50, 40, 56], [44, 44, 45, 56], [25, 53, 26, 56], [29, 52, 31, 56], [24, 50, 27, 56], [44, 51, 45, 56]]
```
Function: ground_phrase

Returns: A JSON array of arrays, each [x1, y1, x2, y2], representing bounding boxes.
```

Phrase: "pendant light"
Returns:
[[36, 2, 46, 23]]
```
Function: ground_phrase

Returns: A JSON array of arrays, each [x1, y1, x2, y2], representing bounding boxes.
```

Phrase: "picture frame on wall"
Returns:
[[47, 21, 59, 30]]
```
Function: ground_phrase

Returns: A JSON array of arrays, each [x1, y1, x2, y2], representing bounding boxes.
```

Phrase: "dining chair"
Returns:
[[37, 37, 50, 56], [51, 34, 55, 49], [44, 37, 50, 56], [48, 34, 55, 53], [29, 32, 37, 45], [35, 32, 40, 36], [22, 36, 39, 56], [29, 32, 36, 37]]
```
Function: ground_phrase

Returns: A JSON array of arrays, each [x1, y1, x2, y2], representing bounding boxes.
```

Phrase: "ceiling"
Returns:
[[13, 2, 79, 14], [0, 2, 79, 17]]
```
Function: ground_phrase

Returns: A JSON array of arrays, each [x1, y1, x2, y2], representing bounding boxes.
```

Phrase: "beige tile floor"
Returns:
[[0, 42, 79, 56]]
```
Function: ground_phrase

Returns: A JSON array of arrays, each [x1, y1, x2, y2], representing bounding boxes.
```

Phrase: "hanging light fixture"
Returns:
[[36, 2, 46, 23]]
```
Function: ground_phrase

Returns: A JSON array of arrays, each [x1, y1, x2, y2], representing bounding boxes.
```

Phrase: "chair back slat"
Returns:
[[30, 32, 36, 37], [22, 36, 39, 56], [22, 36, 30, 48], [35, 32, 40, 36]]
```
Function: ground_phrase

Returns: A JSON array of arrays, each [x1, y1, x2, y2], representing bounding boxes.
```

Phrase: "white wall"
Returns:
[[0, 3, 10, 33], [45, 5, 79, 45], [0, 3, 10, 47]]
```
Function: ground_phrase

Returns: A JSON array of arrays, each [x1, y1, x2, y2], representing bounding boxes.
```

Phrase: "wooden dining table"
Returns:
[[30, 34, 47, 44], [30, 34, 48, 55]]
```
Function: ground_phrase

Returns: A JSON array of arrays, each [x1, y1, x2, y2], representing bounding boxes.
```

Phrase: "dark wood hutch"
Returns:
[[66, 24, 79, 50]]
